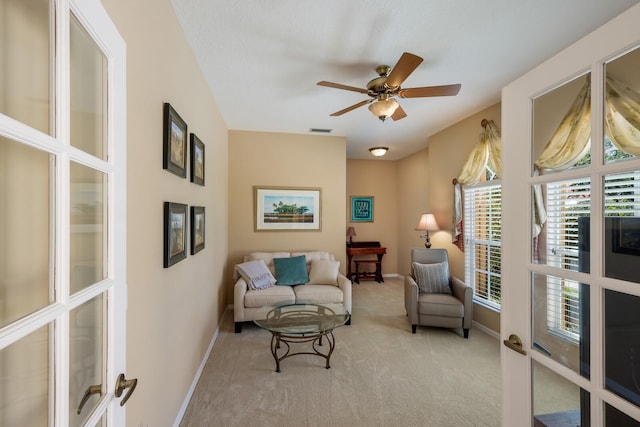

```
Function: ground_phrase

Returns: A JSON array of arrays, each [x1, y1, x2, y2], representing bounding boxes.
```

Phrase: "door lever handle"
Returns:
[[77, 384, 102, 414], [115, 373, 138, 407], [503, 334, 527, 355]]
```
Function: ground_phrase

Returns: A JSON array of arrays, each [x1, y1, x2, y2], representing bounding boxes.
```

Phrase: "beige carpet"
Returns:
[[180, 277, 502, 427]]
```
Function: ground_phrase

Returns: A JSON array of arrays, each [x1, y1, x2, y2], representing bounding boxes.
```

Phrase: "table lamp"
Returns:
[[346, 227, 356, 246], [415, 213, 439, 248]]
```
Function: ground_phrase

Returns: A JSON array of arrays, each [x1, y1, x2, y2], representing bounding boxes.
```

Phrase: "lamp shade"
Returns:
[[346, 226, 357, 237], [368, 98, 399, 120], [415, 213, 439, 231]]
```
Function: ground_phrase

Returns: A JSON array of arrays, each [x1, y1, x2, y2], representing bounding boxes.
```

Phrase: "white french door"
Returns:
[[502, 4, 640, 426], [0, 0, 129, 425]]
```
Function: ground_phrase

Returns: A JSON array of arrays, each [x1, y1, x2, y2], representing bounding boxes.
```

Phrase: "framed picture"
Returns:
[[254, 186, 321, 231], [164, 202, 188, 268], [191, 206, 205, 255], [163, 103, 188, 178], [351, 196, 374, 222], [612, 217, 640, 256], [190, 133, 205, 186]]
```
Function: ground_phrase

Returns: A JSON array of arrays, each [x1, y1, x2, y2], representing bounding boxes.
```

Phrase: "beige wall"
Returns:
[[227, 130, 347, 294], [346, 159, 399, 275], [346, 104, 503, 334], [102, 1, 228, 425], [425, 103, 502, 334]]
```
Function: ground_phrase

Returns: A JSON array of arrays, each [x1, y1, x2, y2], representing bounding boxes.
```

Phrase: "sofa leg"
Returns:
[[411, 325, 417, 334], [346, 318, 351, 326], [235, 322, 242, 333], [463, 328, 469, 339]]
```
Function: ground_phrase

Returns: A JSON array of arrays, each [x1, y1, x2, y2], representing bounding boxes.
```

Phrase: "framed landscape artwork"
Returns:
[[190, 133, 205, 186], [164, 202, 188, 267], [351, 196, 374, 222], [191, 206, 205, 254], [254, 186, 321, 231], [163, 102, 188, 178]]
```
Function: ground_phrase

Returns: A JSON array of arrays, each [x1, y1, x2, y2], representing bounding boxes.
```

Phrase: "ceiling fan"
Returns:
[[317, 52, 461, 122]]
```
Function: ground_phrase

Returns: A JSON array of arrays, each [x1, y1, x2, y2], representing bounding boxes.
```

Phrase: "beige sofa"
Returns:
[[233, 251, 352, 333]]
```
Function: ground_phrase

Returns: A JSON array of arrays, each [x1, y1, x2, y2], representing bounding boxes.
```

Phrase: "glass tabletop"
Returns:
[[253, 301, 350, 335]]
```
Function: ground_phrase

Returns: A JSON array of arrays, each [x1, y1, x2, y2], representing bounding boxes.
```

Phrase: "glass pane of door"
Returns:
[[70, 161, 106, 294], [0, 135, 52, 327], [70, 13, 107, 160], [604, 47, 640, 164], [0, 0, 52, 134], [532, 273, 590, 377], [0, 325, 49, 426], [533, 74, 591, 175], [533, 359, 588, 426], [69, 295, 104, 426]]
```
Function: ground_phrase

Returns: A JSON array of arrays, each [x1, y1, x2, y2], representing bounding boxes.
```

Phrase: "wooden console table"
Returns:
[[346, 242, 386, 283]]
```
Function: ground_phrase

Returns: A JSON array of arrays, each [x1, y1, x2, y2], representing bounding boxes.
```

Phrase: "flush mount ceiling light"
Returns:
[[369, 147, 389, 157]]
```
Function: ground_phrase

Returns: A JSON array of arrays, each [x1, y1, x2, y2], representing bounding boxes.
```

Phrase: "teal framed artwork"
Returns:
[[351, 196, 374, 222]]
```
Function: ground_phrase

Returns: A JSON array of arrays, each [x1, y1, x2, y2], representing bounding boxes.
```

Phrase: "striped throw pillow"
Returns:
[[412, 262, 451, 294]]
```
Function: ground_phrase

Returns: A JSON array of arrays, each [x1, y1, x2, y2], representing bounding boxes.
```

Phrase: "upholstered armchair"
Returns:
[[404, 248, 473, 338]]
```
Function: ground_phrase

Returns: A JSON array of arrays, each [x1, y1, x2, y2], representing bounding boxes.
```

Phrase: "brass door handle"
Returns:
[[77, 384, 102, 414], [503, 334, 527, 355], [115, 373, 138, 407]]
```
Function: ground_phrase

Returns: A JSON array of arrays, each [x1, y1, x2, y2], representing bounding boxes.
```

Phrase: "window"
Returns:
[[464, 182, 502, 310]]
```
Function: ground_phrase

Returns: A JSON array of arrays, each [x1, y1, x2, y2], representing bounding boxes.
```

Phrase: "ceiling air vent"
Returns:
[[309, 128, 332, 133]]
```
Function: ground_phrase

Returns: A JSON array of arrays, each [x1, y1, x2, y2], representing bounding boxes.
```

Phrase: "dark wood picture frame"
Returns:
[[190, 133, 205, 186], [191, 206, 205, 255], [163, 103, 188, 178], [164, 202, 188, 267]]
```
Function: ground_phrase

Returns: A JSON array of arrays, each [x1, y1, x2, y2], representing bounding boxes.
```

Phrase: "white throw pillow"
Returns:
[[412, 262, 451, 294], [235, 259, 277, 290], [307, 259, 340, 285]]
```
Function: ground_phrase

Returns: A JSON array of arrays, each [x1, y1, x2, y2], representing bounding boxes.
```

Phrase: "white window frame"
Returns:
[[464, 181, 502, 311]]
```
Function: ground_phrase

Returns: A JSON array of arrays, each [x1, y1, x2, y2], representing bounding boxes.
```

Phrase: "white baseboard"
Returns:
[[173, 306, 230, 427], [472, 320, 500, 339]]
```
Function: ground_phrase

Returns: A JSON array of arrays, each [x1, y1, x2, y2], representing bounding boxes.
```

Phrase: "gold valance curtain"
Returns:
[[606, 76, 640, 155], [452, 120, 502, 247]]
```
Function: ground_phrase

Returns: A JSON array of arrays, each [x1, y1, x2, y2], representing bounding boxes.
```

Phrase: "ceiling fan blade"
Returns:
[[391, 105, 407, 121], [317, 81, 369, 94], [384, 52, 423, 89], [398, 84, 461, 98], [329, 99, 373, 116]]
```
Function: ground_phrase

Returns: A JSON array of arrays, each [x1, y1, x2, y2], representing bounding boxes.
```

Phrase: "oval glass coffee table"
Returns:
[[254, 301, 350, 373]]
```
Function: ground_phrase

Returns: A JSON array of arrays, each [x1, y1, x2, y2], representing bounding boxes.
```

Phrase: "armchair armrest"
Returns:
[[233, 277, 249, 322], [337, 274, 352, 314], [450, 275, 473, 329], [404, 275, 419, 324]]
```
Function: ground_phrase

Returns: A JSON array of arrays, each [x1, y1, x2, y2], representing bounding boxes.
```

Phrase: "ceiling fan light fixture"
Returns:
[[368, 98, 399, 122], [369, 146, 389, 157]]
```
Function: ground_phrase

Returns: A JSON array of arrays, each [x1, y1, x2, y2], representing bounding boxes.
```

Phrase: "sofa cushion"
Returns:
[[291, 251, 334, 264], [307, 259, 339, 285], [293, 284, 343, 304], [417, 293, 464, 318], [274, 255, 309, 285], [246, 252, 291, 276], [234, 259, 276, 290], [244, 286, 296, 308], [412, 262, 451, 294]]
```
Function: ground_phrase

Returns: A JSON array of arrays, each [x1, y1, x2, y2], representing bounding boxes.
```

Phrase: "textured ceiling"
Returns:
[[169, 0, 639, 160]]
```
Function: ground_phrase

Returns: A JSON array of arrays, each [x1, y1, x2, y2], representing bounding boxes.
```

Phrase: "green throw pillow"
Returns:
[[274, 255, 309, 286]]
